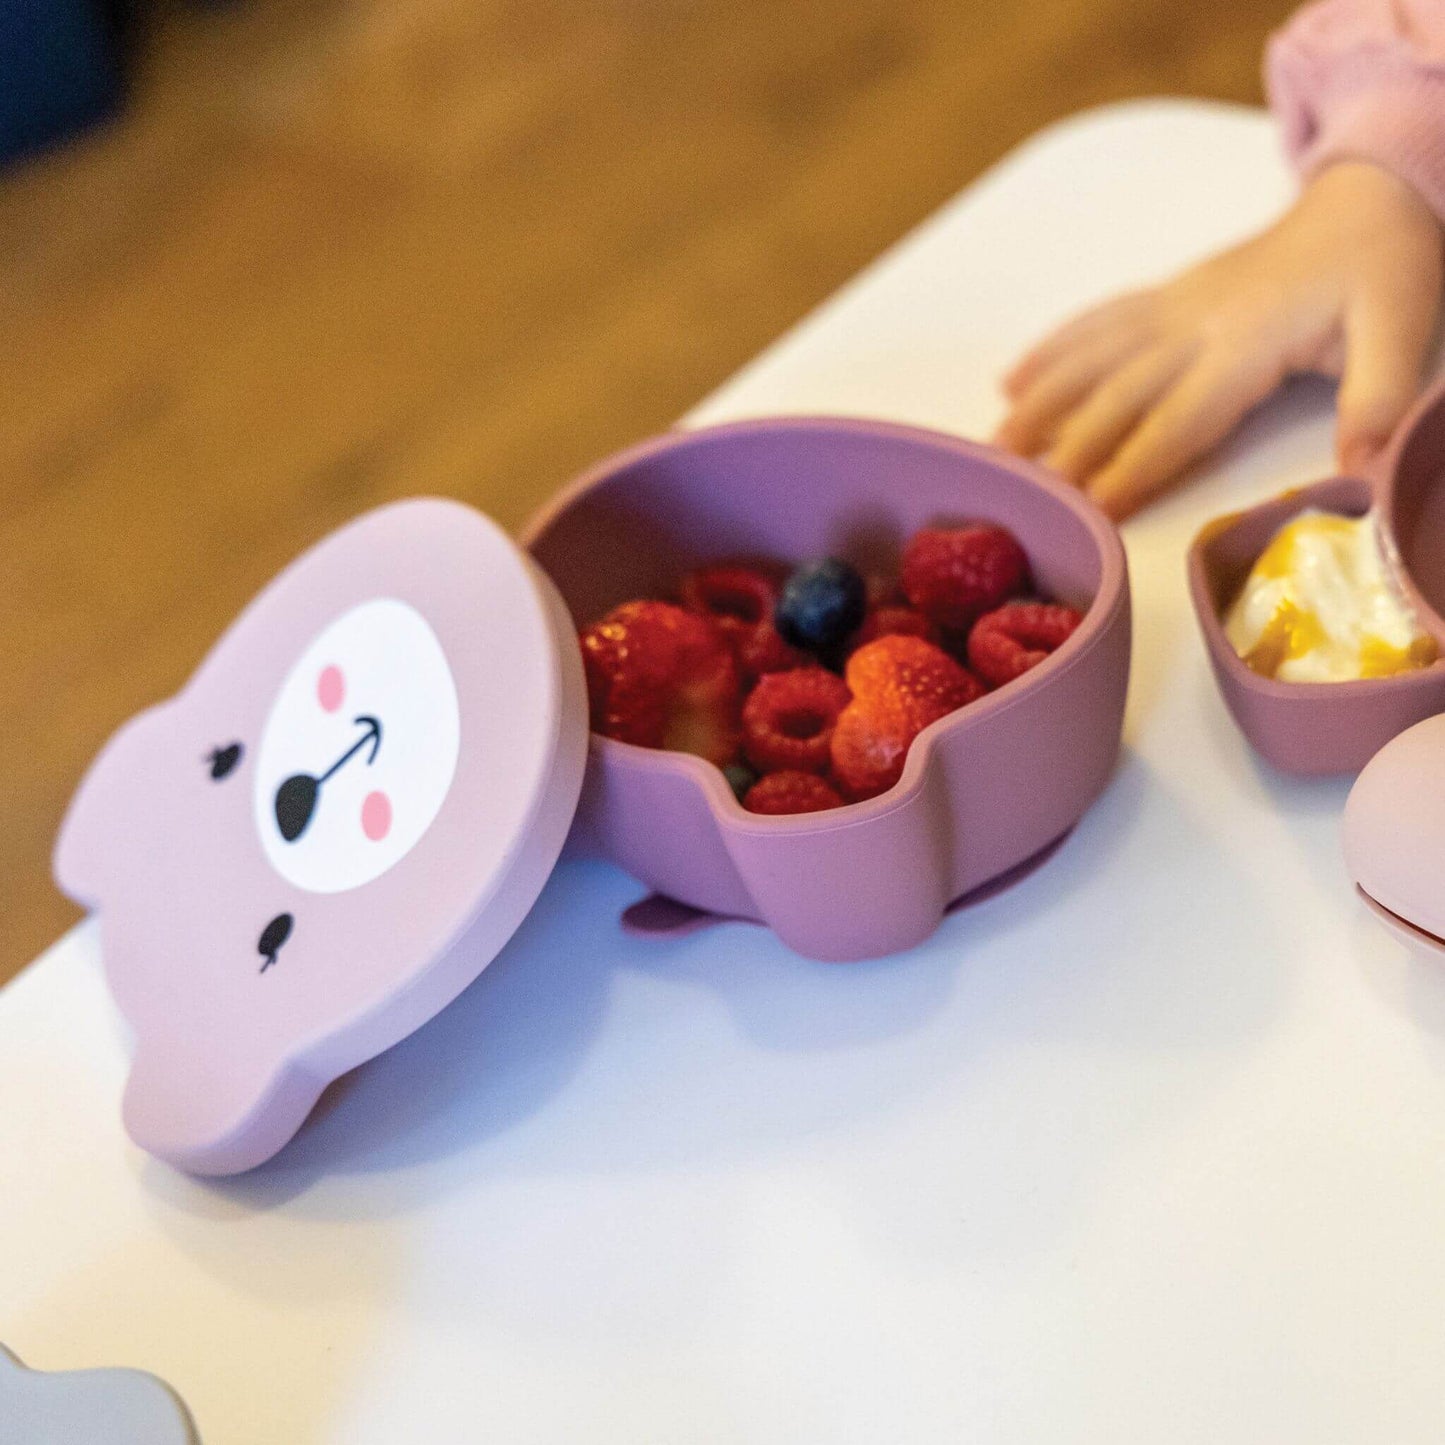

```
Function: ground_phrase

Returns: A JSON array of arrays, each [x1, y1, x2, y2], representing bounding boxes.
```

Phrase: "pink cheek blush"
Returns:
[[361, 790, 392, 842], [317, 665, 345, 713]]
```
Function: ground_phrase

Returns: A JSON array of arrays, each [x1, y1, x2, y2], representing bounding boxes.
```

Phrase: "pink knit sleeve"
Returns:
[[1266, 0, 1445, 221]]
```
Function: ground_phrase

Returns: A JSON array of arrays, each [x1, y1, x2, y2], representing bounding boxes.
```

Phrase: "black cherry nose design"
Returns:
[[258, 912, 293, 972], [274, 714, 382, 843]]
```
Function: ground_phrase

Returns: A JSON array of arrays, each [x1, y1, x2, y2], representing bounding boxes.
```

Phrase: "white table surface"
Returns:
[[9, 100, 1445, 1445]]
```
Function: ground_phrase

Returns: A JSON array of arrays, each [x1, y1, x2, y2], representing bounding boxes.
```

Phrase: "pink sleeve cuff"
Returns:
[[1296, 73, 1445, 222], [1266, 1, 1445, 224]]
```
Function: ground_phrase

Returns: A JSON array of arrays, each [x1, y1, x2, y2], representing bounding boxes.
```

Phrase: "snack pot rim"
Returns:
[[521, 413, 1131, 834]]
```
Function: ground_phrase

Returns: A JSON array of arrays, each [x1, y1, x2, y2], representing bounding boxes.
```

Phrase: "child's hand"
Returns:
[[996, 161, 1445, 520]]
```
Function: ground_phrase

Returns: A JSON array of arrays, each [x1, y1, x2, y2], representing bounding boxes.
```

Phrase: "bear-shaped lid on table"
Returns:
[[54, 499, 588, 1176]]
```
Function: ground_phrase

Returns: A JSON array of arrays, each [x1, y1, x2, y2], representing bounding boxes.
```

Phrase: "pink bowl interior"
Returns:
[[526, 418, 1107, 633]]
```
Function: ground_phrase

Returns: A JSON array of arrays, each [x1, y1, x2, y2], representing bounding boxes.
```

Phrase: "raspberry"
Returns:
[[902, 524, 1029, 630], [738, 618, 811, 678], [741, 667, 852, 775], [742, 770, 845, 815], [679, 563, 779, 644], [830, 635, 984, 800], [579, 601, 742, 764], [966, 600, 1083, 688], [852, 604, 940, 651], [679, 561, 809, 678]]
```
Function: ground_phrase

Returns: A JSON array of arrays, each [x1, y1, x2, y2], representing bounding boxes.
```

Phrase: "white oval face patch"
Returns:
[[252, 598, 461, 893]]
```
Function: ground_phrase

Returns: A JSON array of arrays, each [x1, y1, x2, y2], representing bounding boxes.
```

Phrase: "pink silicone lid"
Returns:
[[54, 498, 588, 1175]]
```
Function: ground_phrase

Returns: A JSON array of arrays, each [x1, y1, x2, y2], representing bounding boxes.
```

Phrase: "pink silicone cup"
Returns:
[[1189, 378, 1445, 777], [523, 416, 1131, 962]]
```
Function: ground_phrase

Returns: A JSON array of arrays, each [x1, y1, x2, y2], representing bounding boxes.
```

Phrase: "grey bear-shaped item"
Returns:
[[0, 1343, 199, 1444]]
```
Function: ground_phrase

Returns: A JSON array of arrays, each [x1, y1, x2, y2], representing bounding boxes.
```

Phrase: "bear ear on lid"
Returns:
[[53, 707, 165, 910]]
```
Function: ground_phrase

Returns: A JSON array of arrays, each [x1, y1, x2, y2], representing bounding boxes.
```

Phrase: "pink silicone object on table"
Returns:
[[52, 501, 589, 1175], [1343, 710, 1445, 959], [1189, 378, 1445, 776], [524, 416, 1132, 962]]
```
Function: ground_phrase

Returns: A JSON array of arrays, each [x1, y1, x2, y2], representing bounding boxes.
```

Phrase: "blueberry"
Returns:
[[775, 558, 866, 663], [723, 762, 758, 802]]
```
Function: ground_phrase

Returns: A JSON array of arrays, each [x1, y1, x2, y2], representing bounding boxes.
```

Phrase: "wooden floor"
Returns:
[[0, 0, 1296, 982]]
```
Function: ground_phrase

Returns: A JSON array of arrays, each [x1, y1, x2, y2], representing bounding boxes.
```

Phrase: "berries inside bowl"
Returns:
[[579, 530, 1083, 814], [523, 416, 1129, 961]]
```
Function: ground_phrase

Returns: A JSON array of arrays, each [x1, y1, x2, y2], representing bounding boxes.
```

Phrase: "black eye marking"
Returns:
[[208, 743, 243, 780], [258, 913, 293, 973], [274, 714, 382, 843], [274, 775, 319, 843]]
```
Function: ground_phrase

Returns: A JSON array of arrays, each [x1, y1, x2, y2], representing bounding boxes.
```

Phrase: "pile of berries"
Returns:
[[579, 523, 1083, 815]]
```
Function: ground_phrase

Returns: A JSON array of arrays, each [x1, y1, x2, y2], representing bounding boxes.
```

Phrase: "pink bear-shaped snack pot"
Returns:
[[525, 416, 1132, 962]]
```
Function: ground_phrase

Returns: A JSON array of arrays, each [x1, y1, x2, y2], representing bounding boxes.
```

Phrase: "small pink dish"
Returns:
[[1189, 379, 1445, 776], [524, 416, 1132, 962]]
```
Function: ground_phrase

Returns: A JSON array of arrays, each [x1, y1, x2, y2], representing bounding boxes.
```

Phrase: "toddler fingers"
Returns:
[[1003, 292, 1150, 397], [996, 325, 1150, 457], [1337, 271, 1440, 474], [1086, 349, 1283, 520], [1044, 342, 1193, 484]]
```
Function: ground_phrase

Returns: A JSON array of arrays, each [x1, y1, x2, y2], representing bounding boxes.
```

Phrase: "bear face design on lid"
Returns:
[[251, 597, 461, 899], [54, 499, 588, 1176]]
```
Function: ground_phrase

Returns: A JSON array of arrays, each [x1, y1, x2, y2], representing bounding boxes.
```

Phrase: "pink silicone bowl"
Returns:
[[1189, 379, 1445, 776], [523, 416, 1132, 961]]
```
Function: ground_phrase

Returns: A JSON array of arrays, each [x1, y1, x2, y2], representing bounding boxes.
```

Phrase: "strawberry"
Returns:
[[967, 600, 1083, 688], [679, 561, 809, 679], [902, 524, 1028, 631], [851, 604, 940, 651], [830, 635, 984, 800], [580, 601, 742, 764], [743, 770, 846, 815], [580, 604, 672, 748], [742, 667, 852, 775]]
